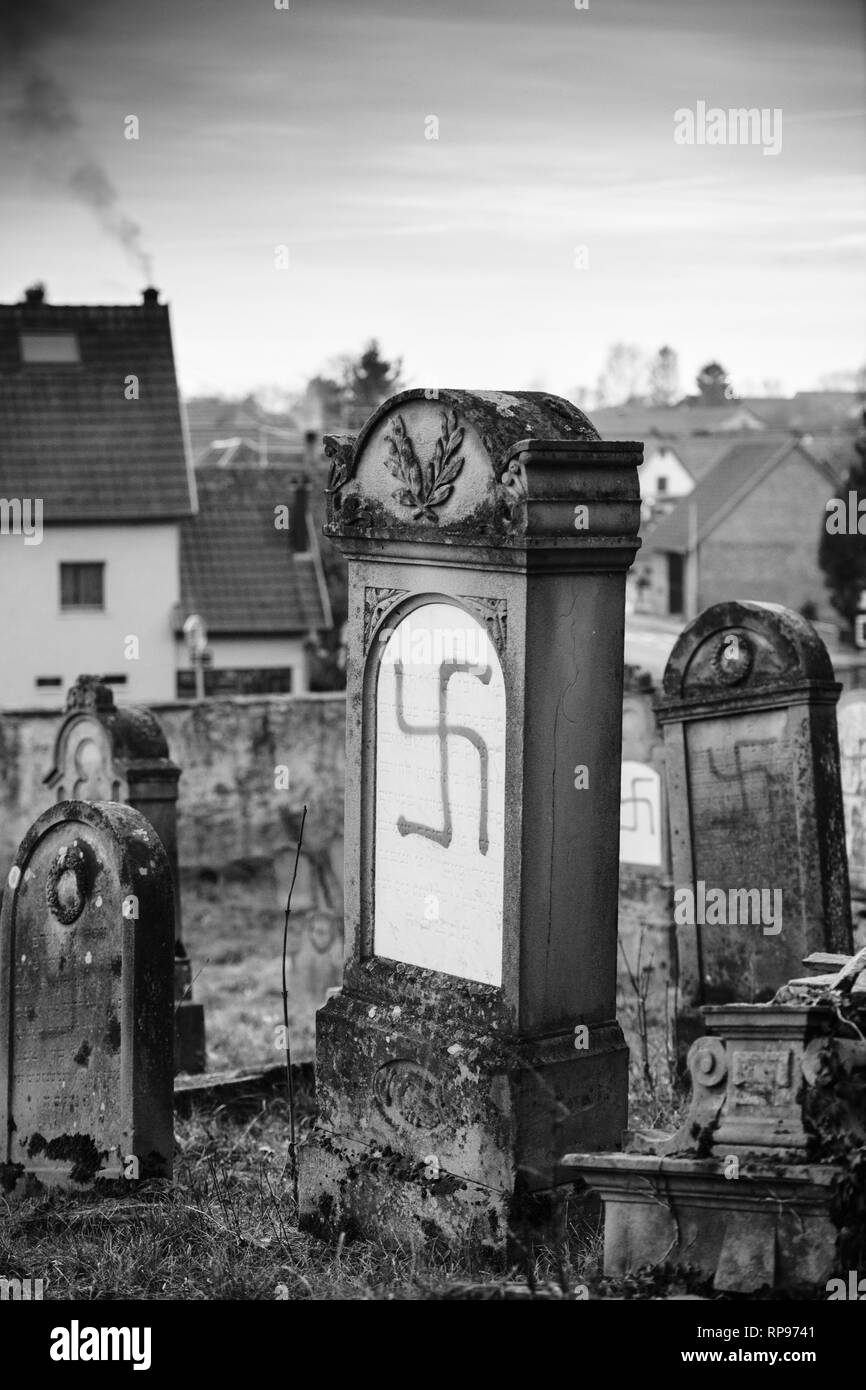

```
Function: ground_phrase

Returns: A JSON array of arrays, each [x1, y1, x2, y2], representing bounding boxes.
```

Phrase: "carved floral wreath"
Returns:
[[383, 411, 465, 522], [46, 842, 89, 926]]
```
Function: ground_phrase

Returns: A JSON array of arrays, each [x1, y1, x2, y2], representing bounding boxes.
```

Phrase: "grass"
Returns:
[[181, 875, 341, 1073], [1, 879, 688, 1300], [0, 1092, 608, 1300]]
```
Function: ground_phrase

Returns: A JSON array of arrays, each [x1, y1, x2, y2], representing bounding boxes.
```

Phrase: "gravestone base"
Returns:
[[563, 1155, 838, 1294], [299, 968, 628, 1253]]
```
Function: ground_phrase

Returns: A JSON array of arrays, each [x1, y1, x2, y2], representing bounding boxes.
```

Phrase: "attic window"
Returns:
[[20, 333, 80, 364]]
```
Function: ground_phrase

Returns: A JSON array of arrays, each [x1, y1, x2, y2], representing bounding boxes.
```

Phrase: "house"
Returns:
[[184, 395, 308, 468], [633, 435, 844, 622], [0, 285, 196, 708], [175, 465, 332, 695], [592, 403, 767, 521]]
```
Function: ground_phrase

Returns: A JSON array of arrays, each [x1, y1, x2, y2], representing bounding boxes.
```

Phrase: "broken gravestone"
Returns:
[[44, 675, 205, 1073], [299, 387, 642, 1249], [0, 800, 174, 1195], [656, 601, 852, 1039]]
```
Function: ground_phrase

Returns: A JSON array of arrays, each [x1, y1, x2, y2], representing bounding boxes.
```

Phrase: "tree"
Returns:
[[648, 346, 680, 406], [819, 417, 866, 634], [595, 343, 647, 407], [341, 340, 403, 427], [696, 361, 734, 405]]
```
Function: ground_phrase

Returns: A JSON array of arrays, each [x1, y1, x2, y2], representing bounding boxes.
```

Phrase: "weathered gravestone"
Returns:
[[44, 675, 205, 1074], [838, 691, 866, 907], [0, 801, 174, 1194], [299, 388, 642, 1247], [657, 601, 852, 1033]]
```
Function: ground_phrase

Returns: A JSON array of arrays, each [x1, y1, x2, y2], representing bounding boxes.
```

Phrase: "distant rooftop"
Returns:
[[179, 465, 330, 636], [0, 286, 195, 523]]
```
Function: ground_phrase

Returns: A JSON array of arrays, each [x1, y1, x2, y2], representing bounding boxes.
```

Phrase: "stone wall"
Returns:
[[0, 693, 347, 879], [0, 685, 674, 1055]]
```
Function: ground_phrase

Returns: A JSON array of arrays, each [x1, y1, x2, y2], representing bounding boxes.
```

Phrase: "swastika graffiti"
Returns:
[[393, 659, 492, 854]]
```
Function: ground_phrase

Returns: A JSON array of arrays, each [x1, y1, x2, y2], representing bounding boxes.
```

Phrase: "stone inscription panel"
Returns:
[[839, 696, 866, 894], [683, 708, 801, 996], [373, 602, 505, 985]]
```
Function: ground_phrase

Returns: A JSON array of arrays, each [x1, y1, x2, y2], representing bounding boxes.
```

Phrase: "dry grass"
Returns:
[[0, 1095, 604, 1301], [0, 876, 686, 1300], [182, 876, 341, 1073]]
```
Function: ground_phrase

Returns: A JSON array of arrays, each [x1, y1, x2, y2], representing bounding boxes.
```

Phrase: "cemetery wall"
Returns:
[[0, 687, 672, 999], [0, 694, 346, 877]]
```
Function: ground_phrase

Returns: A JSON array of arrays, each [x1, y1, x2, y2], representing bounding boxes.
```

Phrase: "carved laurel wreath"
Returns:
[[383, 411, 465, 522]]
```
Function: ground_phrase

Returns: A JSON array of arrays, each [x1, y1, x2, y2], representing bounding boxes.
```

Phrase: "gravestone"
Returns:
[[44, 675, 205, 1073], [838, 691, 866, 906], [0, 800, 174, 1195], [620, 668, 668, 872], [657, 601, 852, 1031], [299, 388, 642, 1247]]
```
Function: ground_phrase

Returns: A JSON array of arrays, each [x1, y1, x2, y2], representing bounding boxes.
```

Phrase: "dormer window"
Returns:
[[20, 333, 80, 364]]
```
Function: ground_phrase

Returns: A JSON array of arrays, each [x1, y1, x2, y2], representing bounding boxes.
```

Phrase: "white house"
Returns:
[[0, 285, 196, 708]]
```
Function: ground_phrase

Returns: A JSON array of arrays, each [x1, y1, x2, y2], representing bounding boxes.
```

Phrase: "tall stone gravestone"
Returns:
[[0, 801, 174, 1194], [657, 600, 852, 1033], [299, 388, 642, 1246], [44, 675, 205, 1073]]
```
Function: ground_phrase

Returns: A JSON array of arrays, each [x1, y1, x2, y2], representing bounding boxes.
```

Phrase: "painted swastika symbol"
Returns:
[[393, 659, 492, 854]]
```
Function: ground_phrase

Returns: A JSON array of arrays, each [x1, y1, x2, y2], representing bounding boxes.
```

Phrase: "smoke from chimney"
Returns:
[[0, 3, 154, 282]]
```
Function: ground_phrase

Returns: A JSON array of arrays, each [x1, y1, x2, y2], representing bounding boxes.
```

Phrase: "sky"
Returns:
[[1, 0, 864, 404]]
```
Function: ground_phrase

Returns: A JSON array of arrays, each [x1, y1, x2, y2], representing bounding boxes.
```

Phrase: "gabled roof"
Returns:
[[591, 401, 765, 440], [642, 436, 837, 554], [740, 392, 863, 431], [663, 434, 736, 482], [179, 466, 330, 635], [0, 292, 195, 521]]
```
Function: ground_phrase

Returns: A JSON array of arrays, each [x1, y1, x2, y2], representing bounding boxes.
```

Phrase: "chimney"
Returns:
[[142, 286, 160, 306], [23, 284, 46, 305]]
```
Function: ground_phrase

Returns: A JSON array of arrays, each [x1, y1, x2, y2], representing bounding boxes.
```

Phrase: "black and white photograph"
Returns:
[[1, 0, 865, 1355]]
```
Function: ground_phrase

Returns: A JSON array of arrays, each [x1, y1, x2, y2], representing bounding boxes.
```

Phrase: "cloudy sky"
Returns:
[[1, 0, 864, 402]]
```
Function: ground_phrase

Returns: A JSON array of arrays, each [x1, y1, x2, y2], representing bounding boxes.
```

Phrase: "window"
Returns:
[[60, 562, 104, 610], [36, 676, 63, 688], [20, 333, 80, 364], [657, 476, 668, 494], [176, 666, 294, 698]]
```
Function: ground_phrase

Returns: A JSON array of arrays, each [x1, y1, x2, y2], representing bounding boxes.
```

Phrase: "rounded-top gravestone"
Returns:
[[0, 800, 174, 1195]]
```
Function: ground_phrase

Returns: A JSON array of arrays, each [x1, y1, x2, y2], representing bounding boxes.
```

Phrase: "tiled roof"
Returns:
[[591, 401, 764, 439], [0, 295, 194, 521], [803, 431, 861, 485], [179, 466, 329, 635], [663, 434, 735, 482], [741, 393, 862, 431], [642, 437, 834, 554]]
